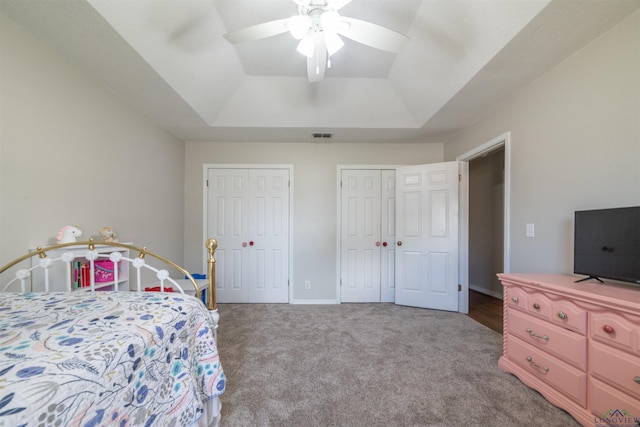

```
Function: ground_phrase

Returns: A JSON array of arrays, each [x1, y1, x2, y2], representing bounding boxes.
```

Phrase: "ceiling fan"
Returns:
[[223, 0, 410, 82]]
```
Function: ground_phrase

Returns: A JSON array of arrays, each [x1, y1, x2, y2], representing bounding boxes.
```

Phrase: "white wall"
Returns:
[[184, 142, 443, 301], [445, 11, 640, 275], [0, 12, 186, 266]]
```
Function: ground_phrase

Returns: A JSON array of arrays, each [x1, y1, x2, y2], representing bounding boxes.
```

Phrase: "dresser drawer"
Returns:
[[507, 286, 587, 334], [527, 292, 553, 319], [591, 311, 640, 355], [506, 286, 529, 312], [591, 341, 640, 401], [507, 309, 587, 370], [507, 335, 587, 407], [549, 300, 587, 335], [590, 378, 640, 425]]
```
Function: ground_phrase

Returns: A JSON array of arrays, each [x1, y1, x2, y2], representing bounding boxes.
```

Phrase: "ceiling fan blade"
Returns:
[[223, 18, 289, 44], [307, 45, 327, 82], [338, 17, 409, 53]]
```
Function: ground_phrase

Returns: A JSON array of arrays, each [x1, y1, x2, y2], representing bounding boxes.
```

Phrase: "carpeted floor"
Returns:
[[215, 303, 580, 427]]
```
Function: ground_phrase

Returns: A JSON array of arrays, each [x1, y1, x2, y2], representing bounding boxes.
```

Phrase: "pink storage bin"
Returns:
[[94, 260, 120, 282]]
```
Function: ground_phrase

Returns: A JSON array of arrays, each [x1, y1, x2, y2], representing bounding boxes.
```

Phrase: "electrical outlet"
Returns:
[[304, 280, 311, 289]]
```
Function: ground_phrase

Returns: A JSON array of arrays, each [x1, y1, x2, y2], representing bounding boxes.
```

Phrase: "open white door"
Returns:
[[395, 162, 460, 311]]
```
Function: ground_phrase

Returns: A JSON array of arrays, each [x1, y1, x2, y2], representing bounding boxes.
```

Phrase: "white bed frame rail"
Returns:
[[0, 238, 218, 311]]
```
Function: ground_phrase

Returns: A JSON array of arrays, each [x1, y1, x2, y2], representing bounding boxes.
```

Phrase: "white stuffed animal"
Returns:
[[57, 225, 82, 244]]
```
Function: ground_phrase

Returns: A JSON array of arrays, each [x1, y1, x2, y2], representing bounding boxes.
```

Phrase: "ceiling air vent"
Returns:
[[312, 132, 333, 140]]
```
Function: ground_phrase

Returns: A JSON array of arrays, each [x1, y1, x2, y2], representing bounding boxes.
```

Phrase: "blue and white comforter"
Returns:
[[0, 292, 225, 426]]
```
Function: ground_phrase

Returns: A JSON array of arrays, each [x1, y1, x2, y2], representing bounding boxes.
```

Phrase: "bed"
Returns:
[[0, 238, 224, 427]]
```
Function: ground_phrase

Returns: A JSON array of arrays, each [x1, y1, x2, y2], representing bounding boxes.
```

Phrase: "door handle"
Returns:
[[376, 241, 381, 247], [242, 242, 247, 247], [382, 242, 388, 247], [397, 241, 403, 246], [249, 241, 254, 246]]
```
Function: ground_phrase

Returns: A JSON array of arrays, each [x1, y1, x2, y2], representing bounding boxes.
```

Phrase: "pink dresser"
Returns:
[[498, 273, 640, 427]]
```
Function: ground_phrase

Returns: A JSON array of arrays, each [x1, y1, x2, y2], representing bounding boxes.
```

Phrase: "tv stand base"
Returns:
[[574, 275, 604, 283]]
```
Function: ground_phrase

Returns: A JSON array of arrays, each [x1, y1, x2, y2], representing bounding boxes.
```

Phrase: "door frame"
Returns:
[[202, 163, 295, 303], [336, 165, 398, 304], [456, 132, 511, 314]]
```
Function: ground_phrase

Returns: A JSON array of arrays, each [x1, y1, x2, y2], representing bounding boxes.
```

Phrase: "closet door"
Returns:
[[340, 170, 382, 302], [207, 167, 290, 303], [340, 169, 396, 303], [248, 169, 290, 303], [380, 170, 396, 302], [207, 169, 249, 303], [395, 162, 459, 311]]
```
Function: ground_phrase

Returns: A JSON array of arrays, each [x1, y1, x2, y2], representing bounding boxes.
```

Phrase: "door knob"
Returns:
[[249, 241, 254, 246], [242, 242, 247, 247], [376, 241, 381, 247], [383, 242, 388, 247], [397, 241, 403, 246]]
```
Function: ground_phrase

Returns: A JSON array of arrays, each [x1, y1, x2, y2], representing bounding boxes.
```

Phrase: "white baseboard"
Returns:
[[469, 284, 503, 300], [291, 298, 338, 305]]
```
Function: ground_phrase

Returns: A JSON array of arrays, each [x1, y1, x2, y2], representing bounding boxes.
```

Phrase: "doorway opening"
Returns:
[[467, 147, 505, 333], [457, 132, 510, 328]]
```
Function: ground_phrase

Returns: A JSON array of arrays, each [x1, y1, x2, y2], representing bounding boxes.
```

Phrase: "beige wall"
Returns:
[[445, 11, 640, 275], [184, 142, 443, 301], [0, 12, 186, 266]]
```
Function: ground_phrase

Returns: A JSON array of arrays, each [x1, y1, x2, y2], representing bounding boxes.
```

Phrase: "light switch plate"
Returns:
[[526, 223, 535, 238]]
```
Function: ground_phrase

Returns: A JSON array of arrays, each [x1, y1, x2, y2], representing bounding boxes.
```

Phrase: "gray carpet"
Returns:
[[216, 303, 580, 427]]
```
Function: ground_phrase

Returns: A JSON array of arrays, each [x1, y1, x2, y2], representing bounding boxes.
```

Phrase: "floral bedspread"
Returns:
[[0, 292, 225, 427]]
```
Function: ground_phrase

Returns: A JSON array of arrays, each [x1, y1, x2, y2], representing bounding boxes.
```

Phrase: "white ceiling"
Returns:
[[2, 0, 639, 143]]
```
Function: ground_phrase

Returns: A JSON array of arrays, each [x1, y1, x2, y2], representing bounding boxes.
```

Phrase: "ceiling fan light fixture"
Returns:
[[296, 31, 316, 57], [320, 11, 341, 33], [288, 15, 312, 40], [324, 31, 344, 56]]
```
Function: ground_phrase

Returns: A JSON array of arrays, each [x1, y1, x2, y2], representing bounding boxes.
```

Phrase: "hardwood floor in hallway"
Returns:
[[467, 289, 503, 334]]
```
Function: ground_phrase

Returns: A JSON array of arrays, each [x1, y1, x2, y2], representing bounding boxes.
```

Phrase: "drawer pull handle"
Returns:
[[602, 325, 615, 334], [634, 376, 640, 385], [511, 297, 519, 303], [557, 311, 567, 320], [526, 356, 549, 372], [533, 303, 540, 310], [526, 328, 549, 341]]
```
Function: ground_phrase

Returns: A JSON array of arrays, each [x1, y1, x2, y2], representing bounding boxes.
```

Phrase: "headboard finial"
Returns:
[[37, 246, 47, 259]]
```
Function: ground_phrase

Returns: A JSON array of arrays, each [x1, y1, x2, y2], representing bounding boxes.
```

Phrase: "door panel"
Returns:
[[395, 162, 459, 311]]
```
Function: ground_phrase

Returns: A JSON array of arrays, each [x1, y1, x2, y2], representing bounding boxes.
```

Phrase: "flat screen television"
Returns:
[[574, 206, 640, 284]]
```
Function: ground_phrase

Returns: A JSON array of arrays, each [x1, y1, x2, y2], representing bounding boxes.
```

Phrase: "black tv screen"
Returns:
[[574, 206, 640, 284]]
